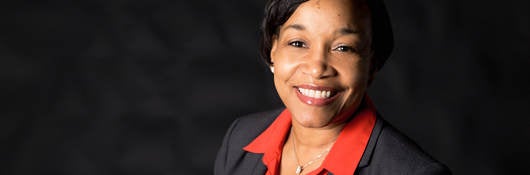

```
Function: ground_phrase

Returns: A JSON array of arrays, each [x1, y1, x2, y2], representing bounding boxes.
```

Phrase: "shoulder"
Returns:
[[214, 108, 282, 175], [358, 118, 451, 175], [226, 108, 283, 146]]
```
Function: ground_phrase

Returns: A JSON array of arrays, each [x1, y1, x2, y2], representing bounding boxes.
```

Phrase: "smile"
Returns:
[[294, 85, 340, 106], [297, 88, 332, 99]]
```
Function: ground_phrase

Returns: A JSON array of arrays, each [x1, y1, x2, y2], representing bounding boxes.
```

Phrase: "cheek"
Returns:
[[272, 59, 293, 97], [275, 63, 297, 80], [337, 59, 371, 86], [272, 50, 302, 81]]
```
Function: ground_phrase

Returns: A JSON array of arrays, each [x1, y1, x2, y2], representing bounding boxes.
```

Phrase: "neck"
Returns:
[[290, 122, 343, 150], [285, 123, 341, 174]]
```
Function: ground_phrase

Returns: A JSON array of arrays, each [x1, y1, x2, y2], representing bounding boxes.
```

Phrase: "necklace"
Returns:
[[292, 137, 333, 175]]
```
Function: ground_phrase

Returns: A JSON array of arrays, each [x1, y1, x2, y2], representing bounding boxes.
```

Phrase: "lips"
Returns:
[[294, 85, 340, 106]]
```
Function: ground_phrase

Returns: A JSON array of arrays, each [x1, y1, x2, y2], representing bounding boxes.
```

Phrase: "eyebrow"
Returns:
[[338, 28, 359, 35], [283, 24, 306, 31], [283, 24, 359, 35]]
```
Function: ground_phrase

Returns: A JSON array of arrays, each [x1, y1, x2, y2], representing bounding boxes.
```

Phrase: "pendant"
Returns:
[[295, 166, 302, 175]]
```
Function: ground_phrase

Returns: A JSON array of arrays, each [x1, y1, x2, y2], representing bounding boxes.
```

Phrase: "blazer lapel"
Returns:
[[357, 116, 383, 168], [251, 160, 267, 175]]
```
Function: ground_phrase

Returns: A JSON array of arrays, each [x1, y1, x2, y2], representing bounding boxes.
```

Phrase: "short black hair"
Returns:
[[259, 0, 393, 72]]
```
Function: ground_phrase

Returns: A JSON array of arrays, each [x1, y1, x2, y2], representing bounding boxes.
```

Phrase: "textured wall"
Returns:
[[1, 0, 528, 174]]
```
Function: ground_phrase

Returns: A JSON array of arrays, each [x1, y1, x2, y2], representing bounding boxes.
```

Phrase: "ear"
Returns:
[[270, 35, 279, 64]]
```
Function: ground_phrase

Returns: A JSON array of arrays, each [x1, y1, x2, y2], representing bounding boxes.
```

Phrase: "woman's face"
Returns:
[[271, 0, 372, 128]]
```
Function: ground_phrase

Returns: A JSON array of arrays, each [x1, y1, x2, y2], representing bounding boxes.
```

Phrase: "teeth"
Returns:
[[298, 88, 332, 99]]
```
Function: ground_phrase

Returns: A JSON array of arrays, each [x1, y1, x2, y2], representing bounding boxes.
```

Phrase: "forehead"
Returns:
[[281, 0, 370, 34]]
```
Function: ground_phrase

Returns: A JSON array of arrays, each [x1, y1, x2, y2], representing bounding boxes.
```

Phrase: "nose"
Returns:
[[301, 48, 335, 79]]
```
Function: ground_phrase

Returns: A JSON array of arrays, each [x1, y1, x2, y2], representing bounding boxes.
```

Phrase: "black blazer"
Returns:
[[214, 109, 451, 175]]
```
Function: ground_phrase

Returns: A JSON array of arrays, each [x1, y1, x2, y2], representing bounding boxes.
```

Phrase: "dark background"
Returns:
[[1, 0, 529, 174]]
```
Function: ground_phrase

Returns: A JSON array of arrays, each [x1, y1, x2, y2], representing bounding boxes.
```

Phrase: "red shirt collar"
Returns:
[[244, 96, 377, 175]]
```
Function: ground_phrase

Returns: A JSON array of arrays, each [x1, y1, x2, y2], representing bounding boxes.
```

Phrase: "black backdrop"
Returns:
[[1, 0, 529, 174]]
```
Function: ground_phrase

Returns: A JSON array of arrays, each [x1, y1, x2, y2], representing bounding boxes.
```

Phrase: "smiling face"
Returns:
[[270, 0, 373, 128]]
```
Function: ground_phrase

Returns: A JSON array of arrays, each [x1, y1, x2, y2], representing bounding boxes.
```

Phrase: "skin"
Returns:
[[269, 0, 373, 174]]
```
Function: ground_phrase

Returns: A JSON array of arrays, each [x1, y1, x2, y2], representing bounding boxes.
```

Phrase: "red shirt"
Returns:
[[244, 96, 377, 175]]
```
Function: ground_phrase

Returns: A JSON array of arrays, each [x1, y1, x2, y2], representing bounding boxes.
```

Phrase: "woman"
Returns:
[[215, 0, 451, 174]]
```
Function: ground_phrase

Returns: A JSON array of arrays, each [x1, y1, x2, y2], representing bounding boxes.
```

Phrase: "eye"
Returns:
[[288, 41, 306, 48], [333, 45, 356, 53]]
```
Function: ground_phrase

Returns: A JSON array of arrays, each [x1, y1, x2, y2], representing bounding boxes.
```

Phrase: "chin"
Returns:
[[291, 108, 338, 128]]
